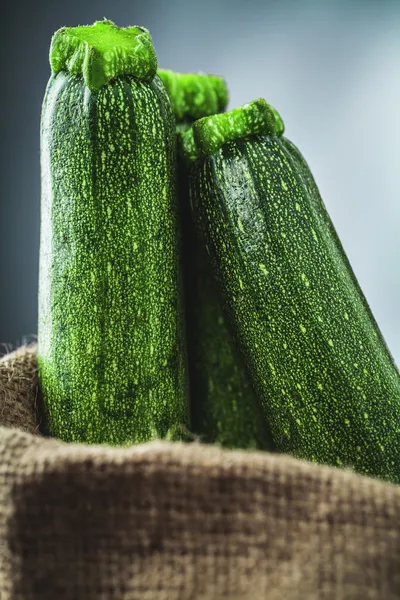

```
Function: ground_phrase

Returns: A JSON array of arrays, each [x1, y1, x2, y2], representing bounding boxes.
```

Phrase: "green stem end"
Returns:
[[158, 69, 228, 122], [190, 98, 285, 157], [50, 19, 157, 91]]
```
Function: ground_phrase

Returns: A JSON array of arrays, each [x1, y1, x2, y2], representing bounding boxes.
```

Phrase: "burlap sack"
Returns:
[[1, 345, 400, 599]]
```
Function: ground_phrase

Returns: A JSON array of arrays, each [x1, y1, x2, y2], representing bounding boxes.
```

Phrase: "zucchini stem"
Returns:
[[158, 69, 228, 122], [50, 19, 157, 90], [192, 98, 284, 156]]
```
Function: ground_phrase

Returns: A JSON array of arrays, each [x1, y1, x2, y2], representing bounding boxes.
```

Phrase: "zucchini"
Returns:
[[184, 232, 274, 449], [186, 98, 400, 482], [38, 20, 189, 444], [159, 70, 273, 449]]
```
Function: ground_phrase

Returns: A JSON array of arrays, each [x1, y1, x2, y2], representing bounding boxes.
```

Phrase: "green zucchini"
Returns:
[[186, 98, 400, 482], [159, 70, 273, 449], [38, 20, 189, 444]]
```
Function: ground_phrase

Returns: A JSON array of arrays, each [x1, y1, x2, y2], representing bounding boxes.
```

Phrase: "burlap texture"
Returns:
[[1, 345, 400, 599]]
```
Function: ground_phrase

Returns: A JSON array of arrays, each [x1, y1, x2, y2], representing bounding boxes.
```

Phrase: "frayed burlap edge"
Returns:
[[0, 343, 40, 436]]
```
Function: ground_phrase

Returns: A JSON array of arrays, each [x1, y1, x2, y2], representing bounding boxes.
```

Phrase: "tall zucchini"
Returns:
[[38, 20, 189, 444], [187, 98, 400, 482], [158, 70, 273, 449]]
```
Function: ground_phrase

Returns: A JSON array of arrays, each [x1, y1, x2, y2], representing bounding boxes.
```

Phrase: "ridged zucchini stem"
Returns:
[[192, 98, 284, 157], [50, 19, 157, 90], [158, 69, 228, 122]]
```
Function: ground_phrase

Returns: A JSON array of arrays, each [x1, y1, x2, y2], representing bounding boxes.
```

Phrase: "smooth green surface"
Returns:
[[38, 71, 188, 444], [189, 131, 400, 483], [192, 98, 283, 156], [50, 20, 157, 90], [158, 69, 228, 122]]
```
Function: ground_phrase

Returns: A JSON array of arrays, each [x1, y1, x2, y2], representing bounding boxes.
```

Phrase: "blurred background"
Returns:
[[1, 0, 400, 361]]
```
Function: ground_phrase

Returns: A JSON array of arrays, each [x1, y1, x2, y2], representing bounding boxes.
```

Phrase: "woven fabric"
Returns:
[[0, 345, 400, 600]]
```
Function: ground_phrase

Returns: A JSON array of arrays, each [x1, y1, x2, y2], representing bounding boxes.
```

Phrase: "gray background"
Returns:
[[1, 0, 400, 362]]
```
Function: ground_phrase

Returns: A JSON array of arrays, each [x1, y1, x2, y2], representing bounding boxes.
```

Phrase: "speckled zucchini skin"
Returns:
[[177, 129, 274, 449], [189, 134, 400, 482], [185, 226, 275, 450], [38, 71, 188, 444]]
